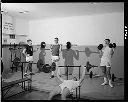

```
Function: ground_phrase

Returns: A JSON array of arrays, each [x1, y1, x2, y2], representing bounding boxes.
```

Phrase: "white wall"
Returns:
[[14, 18, 29, 36], [29, 12, 124, 46]]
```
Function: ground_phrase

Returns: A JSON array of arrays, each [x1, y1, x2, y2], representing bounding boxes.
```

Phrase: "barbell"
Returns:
[[39, 44, 77, 51], [58, 61, 98, 78], [12, 57, 117, 80], [39, 45, 99, 58], [77, 47, 99, 57], [85, 61, 98, 72], [85, 62, 117, 80], [12, 57, 97, 76], [39, 43, 116, 58], [9, 43, 99, 58], [12, 57, 56, 73], [84, 61, 98, 78]]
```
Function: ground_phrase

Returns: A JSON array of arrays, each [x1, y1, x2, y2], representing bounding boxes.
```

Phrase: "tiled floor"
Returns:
[[2, 71, 124, 100]]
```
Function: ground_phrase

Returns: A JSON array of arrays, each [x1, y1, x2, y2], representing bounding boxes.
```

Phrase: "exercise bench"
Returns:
[[1, 77, 32, 99]]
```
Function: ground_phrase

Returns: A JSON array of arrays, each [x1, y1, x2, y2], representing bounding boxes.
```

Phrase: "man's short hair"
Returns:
[[105, 39, 110, 43], [27, 39, 32, 42], [54, 37, 58, 40], [41, 42, 46, 48], [66, 41, 71, 49]]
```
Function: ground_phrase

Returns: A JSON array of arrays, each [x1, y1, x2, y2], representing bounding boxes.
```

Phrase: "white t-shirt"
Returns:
[[101, 46, 112, 62], [59, 80, 79, 93]]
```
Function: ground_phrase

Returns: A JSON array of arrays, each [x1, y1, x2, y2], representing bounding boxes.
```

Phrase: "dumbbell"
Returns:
[[97, 42, 116, 50], [97, 44, 103, 50], [112, 73, 116, 82], [109, 43, 116, 48]]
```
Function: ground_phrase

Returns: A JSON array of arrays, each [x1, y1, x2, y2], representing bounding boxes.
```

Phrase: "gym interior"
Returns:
[[1, 2, 124, 100]]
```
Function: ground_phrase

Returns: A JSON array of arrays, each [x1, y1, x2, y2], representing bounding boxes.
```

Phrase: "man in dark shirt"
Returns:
[[22, 39, 37, 76], [50, 38, 62, 78]]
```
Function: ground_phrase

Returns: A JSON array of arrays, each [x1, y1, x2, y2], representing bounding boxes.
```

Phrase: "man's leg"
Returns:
[[29, 63, 32, 72], [65, 66, 68, 76], [68, 67, 73, 75], [29, 62, 34, 75], [50, 56, 55, 78], [106, 66, 113, 87], [24, 63, 29, 76], [55, 60, 61, 76], [100, 66, 108, 85], [61, 87, 70, 100], [50, 56, 60, 78], [48, 86, 61, 100]]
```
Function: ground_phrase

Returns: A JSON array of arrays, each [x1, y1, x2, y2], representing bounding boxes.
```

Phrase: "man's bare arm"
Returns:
[[73, 50, 79, 60], [22, 48, 26, 55], [50, 44, 53, 52], [59, 44, 63, 53], [99, 50, 103, 58], [57, 67, 64, 83], [110, 48, 114, 57]]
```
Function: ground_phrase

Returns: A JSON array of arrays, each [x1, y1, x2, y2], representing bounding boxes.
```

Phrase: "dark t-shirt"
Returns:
[[51, 44, 60, 56], [25, 45, 33, 56]]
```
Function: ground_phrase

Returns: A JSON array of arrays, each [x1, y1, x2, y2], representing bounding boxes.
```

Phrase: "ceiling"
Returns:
[[1, 3, 124, 20]]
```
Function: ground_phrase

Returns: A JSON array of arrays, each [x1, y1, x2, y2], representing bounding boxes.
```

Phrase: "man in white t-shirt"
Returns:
[[48, 65, 86, 100], [99, 39, 115, 88]]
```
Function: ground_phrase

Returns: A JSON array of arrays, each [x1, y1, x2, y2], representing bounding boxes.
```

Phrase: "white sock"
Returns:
[[51, 71, 54, 75], [109, 80, 113, 87], [101, 77, 108, 85]]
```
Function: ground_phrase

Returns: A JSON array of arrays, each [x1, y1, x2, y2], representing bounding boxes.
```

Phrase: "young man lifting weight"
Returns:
[[99, 39, 115, 87], [48, 65, 86, 100]]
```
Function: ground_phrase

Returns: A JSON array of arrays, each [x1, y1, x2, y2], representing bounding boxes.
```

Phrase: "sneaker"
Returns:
[[109, 80, 114, 88], [24, 73, 28, 77], [50, 75, 54, 79], [30, 72, 35, 75], [101, 81, 108, 86], [109, 83, 114, 88], [101, 77, 108, 86]]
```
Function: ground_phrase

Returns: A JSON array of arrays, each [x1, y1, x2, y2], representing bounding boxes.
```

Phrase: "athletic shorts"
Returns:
[[100, 58, 111, 67], [26, 56, 33, 62], [51, 56, 60, 62]]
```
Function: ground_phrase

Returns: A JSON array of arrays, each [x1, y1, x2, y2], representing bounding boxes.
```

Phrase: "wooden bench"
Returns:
[[1, 77, 32, 99]]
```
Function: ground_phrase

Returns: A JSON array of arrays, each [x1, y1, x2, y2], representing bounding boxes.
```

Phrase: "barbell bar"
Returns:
[[12, 58, 56, 73], [58, 61, 98, 78], [75, 47, 99, 57]]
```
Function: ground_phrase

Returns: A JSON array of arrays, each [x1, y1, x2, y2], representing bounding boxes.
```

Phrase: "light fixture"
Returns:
[[19, 10, 29, 14]]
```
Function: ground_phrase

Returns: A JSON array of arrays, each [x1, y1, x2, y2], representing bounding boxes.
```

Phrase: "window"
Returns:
[[10, 34, 15, 39]]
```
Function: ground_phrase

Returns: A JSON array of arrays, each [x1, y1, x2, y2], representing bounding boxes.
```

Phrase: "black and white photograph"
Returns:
[[1, 2, 125, 100]]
